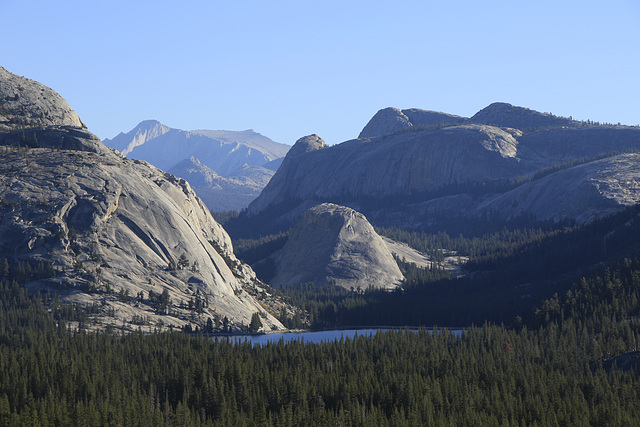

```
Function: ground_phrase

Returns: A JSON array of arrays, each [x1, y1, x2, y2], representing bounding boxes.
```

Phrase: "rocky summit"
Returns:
[[269, 203, 403, 290], [0, 66, 85, 131], [359, 107, 465, 138], [0, 66, 285, 332]]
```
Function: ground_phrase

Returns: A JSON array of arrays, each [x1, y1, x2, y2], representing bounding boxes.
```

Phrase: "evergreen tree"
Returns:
[[249, 312, 262, 333]]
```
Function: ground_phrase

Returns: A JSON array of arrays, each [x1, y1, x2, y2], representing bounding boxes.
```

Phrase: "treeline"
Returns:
[[380, 202, 640, 270], [269, 203, 640, 329], [377, 226, 560, 260], [1, 258, 640, 425], [0, 258, 57, 283], [233, 232, 289, 265]]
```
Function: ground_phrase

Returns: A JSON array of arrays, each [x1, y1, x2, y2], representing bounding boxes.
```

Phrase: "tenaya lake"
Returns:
[[217, 328, 464, 346]]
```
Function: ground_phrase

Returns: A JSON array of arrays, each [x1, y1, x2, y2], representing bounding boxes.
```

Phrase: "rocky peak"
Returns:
[[286, 134, 327, 158], [469, 102, 576, 130], [169, 156, 221, 186], [270, 203, 403, 290], [0, 66, 85, 131], [358, 107, 412, 138], [103, 119, 171, 156], [402, 108, 466, 127], [358, 107, 466, 139]]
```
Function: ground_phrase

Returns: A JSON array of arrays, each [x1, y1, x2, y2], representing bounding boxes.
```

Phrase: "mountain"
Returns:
[[103, 121, 290, 211], [247, 126, 527, 216], [359, 107, 465, 138], [0, 66, 285, 332], [474, 152, 640, 223], [104, 119, 171, 155], [239, 104, 640, 237], [267, 203, 403, 290], [468, 102, 578, 130], [168, 157, 276, 212], [103, 122, 289, 174]]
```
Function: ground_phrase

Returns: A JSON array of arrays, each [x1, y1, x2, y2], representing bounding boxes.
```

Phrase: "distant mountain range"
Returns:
[[233, 103, 640, 238], [103, 120, 289, 211]]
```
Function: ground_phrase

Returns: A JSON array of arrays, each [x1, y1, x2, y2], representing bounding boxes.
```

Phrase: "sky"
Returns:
[[2, 0, 639, 146]]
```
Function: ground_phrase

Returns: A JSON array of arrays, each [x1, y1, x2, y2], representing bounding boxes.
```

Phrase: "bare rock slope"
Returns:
[[0, 66, 85, 131], [359, 107, 465, 138], [476, 153, 640, 223], [0, 66, 284, 332], [249, 126, 526, 216], [245, 104, 640, 232], [270, 203, 403, 290]]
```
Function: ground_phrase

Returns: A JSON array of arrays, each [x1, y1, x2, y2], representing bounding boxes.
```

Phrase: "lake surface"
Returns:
[[219, 328, 463, 346]]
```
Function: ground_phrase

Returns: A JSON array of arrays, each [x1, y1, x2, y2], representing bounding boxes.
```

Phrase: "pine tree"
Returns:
[[249, 312, 262, 333]]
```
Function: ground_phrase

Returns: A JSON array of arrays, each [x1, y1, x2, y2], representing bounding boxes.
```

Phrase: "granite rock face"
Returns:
[[248, 125, 525, 216], [475, 153, 640, 223], [246, 104, 640, 232], [0, 66, 284, 332], [270, 203, 403, 290], [358, 108, 412, 139], [0, 66, 85, 131]]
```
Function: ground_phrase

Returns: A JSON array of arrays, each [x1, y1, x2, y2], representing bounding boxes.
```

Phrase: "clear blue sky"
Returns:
[[2, 0, 639, 146]]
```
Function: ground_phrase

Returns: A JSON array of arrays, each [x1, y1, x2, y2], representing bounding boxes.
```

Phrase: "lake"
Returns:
[[218, 328, 463, 346]]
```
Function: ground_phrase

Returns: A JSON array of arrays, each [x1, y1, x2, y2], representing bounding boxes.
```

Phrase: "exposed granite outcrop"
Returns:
[[358, 107, 465, 138], [0, 66, 85, 131], [270, 203, 402, 290], [468, 102, 577, 130], [248, 125, 525, 216]]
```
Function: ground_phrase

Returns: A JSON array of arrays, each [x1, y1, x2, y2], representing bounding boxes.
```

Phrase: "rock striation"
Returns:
[[475, 153, 640, 223], [0, 66, 285, 332], [269, 203, 403, 290]]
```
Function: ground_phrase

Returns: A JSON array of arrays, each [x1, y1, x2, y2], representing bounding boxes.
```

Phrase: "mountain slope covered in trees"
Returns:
[[1, 255, 639, 425]]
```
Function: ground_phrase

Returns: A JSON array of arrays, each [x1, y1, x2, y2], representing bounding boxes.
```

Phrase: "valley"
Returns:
[[2, 64, 640, 425]]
